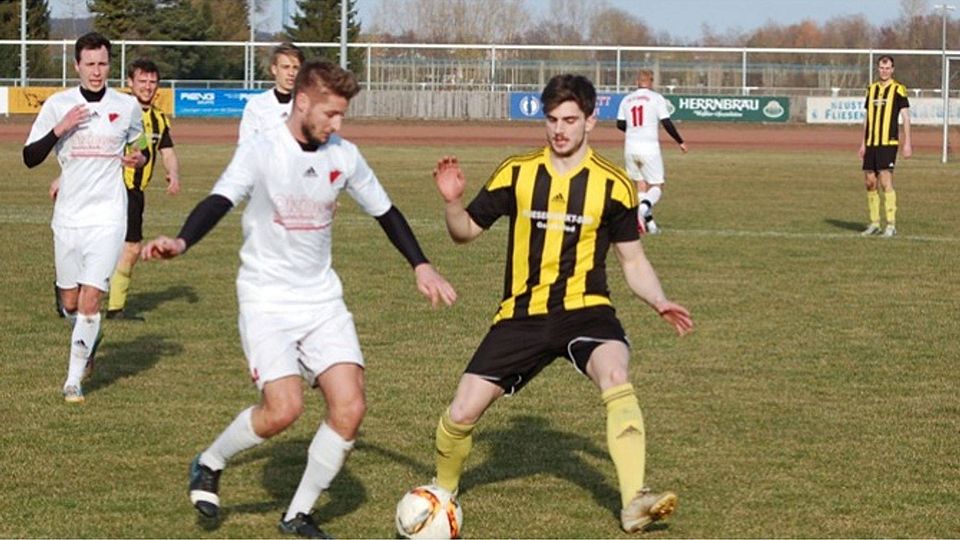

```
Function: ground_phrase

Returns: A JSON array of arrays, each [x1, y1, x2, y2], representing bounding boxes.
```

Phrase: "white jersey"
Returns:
[[237, 89, 292, 145], [26, 87, 143, 228], [617, 88, 671, 149], [212, 125, 393, 309]]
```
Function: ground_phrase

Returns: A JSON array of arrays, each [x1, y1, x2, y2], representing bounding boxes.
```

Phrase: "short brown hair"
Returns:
[[75, 32, 111, 62], [293, 60, 360, 101], [540, 74, 596, 117], [128, 58, 160, 80], [877, 55, 895, 66], [272, 42, 305, 65]]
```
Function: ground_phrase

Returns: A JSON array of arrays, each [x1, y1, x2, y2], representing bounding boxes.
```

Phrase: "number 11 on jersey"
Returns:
[[630, 105, 644, 127]]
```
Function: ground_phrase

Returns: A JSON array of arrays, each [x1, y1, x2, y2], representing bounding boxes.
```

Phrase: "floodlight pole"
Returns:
[[20, 0, 27, 86], [340, 0, 348, 69], [935, 4, 956, 163]]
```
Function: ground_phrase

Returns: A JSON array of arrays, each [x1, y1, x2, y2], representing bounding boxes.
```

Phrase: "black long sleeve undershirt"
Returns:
[[177, 194, 234, 251], [375, 205, 429, 268], [660, 118, 684, 145], [23, 129, 59, 168], [616, 119, 627, 132]]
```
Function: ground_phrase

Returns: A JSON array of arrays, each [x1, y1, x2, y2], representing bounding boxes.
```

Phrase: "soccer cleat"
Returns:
[[860, 223, 882, 236], [278, 513, 332, 539], [620, 487, 678, 533], [883, 225, 897, 238], [189, 454, 222, 519], [63, 385, 84, 404], [106, 309, 145, 322], [646, 218, 660, 235]]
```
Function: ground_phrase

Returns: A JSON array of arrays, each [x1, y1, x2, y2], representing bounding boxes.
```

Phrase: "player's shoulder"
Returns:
[[497, 147, 544, 169], [589, 149, 630, 181], [893, 79, 909, 96], [44, 87, 80, 106]]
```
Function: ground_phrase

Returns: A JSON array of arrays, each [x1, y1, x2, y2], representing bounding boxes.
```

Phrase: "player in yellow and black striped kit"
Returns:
[[107, 58, 181, 319], [428, 74, 693, 534], [858, 55, 912, 237]]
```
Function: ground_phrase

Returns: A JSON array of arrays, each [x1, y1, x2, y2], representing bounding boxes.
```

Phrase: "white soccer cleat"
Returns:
[[860, 223, 882, 236], [646, 219, 660, 235], [63, 384, 84, 404], [883, 225, 897, 237]]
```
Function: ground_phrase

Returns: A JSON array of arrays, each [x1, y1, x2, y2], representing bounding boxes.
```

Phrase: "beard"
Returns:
[[300, 123, 326, 146], [550, 132, 585, 158]]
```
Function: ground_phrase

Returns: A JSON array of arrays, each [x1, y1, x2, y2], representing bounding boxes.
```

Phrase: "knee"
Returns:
[[260, 397, 304, 436], [447, 403, 481, 426], [327, 397, 365, 438]]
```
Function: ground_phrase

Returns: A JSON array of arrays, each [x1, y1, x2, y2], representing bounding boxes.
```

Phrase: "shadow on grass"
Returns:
[[825, 218, 864, 232], [126, 285, 200, 318], [226, 438, 366, 527], [461, 415, 621, 520], [84, 333, 183, 395]]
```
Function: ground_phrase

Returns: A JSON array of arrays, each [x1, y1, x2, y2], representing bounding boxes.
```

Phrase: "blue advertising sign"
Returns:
[[174, 88, 262, 118], [509, 92, 623, 121]]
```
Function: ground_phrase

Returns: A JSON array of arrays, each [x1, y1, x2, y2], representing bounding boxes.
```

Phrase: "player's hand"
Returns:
[[141, 235, 186, 260], [434, 156, 466, 203], [858, 143, 866, 159], [414, 263, 458, 308], [679, 143, 689, 153], [165, 175, 181, 196], [122, 150, 146, 169], [902, 142, 913, 159], [654, 300, 693, 336], [49, 177, 60, 201], [54, 104, 89, 137]]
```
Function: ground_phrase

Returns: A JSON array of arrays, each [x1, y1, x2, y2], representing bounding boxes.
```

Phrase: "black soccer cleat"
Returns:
[[188, 454, 222, 519], [106, 309, 145, 321], [278, 513, 333, 539]]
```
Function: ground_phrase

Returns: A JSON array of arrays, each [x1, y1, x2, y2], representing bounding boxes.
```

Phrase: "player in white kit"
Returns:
[[238, 42, 304, 145], [141, 60, 458, 538], [23, 32, 145, 403], [616, 69, 688, 235]]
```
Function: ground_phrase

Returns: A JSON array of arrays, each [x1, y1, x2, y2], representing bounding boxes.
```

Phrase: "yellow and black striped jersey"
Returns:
[[124, 104, 173, 191], [864, 79, 910, 147], [466, 146, 639, 323]]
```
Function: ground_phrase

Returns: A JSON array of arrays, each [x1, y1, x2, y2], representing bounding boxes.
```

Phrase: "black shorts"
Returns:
[[862, 146, 898, 172], [125, 189, 145, 242], [465, 306, 630, 395]]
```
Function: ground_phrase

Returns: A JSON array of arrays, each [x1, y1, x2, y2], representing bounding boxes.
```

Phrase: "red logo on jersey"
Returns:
[[329, 170, 342, 183], [108, 113, 119, 122], [251, 368, 260, 384]]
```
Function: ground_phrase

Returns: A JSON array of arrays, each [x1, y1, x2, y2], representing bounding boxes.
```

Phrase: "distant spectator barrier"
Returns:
[[510, 92, 789, 122], [174, 88, 260, 118], [4, 86, 174, 114], [0, 87, 7, 115], [806, 96, 960, 125]]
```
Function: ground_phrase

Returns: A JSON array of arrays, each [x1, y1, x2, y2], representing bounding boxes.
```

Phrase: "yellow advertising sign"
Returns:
[[8, 86, 174, 115]]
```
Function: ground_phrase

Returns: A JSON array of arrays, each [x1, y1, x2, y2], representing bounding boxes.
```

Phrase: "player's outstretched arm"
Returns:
[[433, 156, 484, 243], [141, 194, 234, 261], [613, 240, 693, 336]]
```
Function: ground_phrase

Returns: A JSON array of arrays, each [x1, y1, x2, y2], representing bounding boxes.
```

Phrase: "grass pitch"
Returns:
[[1, 134, 958, 538]]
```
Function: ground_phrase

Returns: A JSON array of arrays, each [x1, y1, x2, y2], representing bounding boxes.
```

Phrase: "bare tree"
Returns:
[[369, 0, 529, 43], [589, 7, 653, 46]]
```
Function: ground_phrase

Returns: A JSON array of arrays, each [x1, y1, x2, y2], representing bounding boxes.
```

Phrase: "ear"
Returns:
[[294, 91, 310, 113], [270, 63, 279, 78], [585, 111, 598, 132]]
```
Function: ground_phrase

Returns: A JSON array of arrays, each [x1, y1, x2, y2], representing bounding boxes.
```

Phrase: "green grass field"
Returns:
[[1, 134, 958, 538]]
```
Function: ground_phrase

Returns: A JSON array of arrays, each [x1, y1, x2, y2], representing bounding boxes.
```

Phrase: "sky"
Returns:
[[49, 0, 918, 42]]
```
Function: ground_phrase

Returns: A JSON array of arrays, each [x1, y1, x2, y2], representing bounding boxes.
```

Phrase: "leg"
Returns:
[[435, 374, 504, 493], [280, 364, 364, 534], [585, 342, 676, 531], [862, 170, 882, 234], [107, 241, 143, 319], [62, 284, 105, 401], [191, 376, 301, 518], [878, 170, 897, 235]]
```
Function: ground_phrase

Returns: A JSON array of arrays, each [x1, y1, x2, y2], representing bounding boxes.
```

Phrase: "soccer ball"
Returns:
[[395, 484, 463, 539]]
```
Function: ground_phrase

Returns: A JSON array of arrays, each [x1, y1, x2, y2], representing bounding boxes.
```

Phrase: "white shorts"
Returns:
[[624, 147, 665, 185], [53, 224, 126, 292], [238, 300, 364, 390]]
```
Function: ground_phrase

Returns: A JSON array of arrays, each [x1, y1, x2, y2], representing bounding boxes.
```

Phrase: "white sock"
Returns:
[[65, 313, 100, 387], [641, 186, 662, 211], [63, 309, 78, 328], [283, 422, 354, 521], [201, 407, 265, 471]]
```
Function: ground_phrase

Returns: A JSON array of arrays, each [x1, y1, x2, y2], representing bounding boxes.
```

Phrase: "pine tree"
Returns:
[[285, 0, 364, 74], [0, 0, 54, 79]]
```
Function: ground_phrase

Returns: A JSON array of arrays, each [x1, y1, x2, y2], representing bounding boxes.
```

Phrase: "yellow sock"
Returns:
[[884, 190, 897, 225], [435, 409, 474, 494], [108, 266, 132, 311], [603, 383, 646, 508], [867, 190, 881, 226]]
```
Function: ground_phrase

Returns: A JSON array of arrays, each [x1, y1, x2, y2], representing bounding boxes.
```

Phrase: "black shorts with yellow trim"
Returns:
[[125, 188, 145, 242], [465, 306, 629, 395], [862, 146, 898, 172]]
